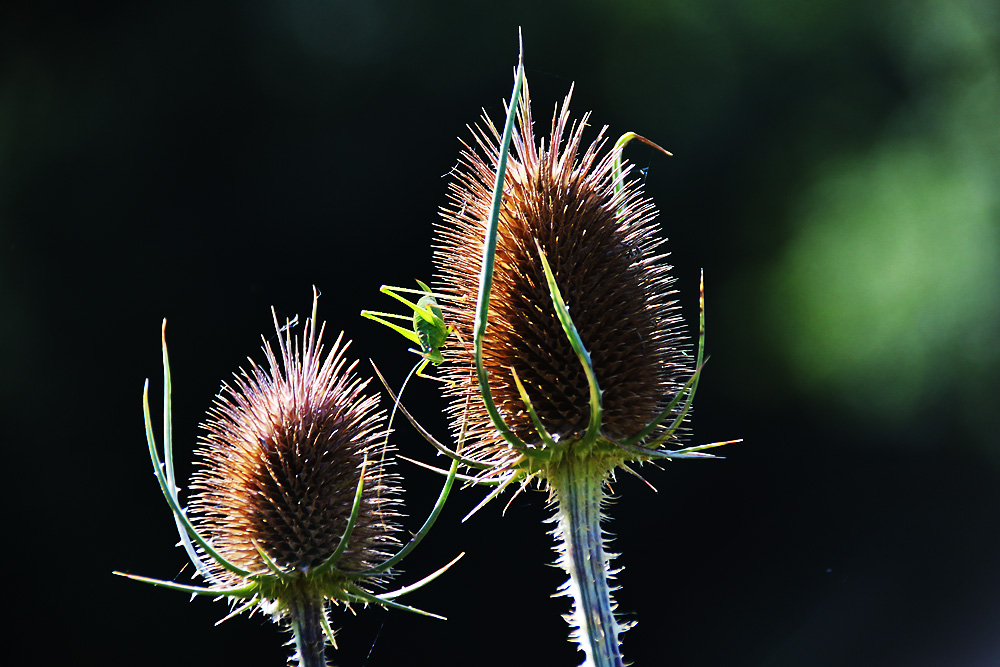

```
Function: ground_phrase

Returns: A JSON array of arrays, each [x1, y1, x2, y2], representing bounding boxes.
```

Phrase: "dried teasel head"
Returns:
[[434, 75, 693, 478], [116, 291, 462, 666], [427, 55, 736, 667], [190, 308, 400, 585]]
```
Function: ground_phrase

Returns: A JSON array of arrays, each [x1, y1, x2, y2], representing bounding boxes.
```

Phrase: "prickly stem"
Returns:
[[549, 458, 624, 667], [288, 593, 328, 667]]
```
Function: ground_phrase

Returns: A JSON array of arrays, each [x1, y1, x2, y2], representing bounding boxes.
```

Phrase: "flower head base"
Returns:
[[116, 291, 460, 666]]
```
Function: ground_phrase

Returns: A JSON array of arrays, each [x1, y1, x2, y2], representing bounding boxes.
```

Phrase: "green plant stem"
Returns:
[[548, 456, 623, 667], [288, 593, 327, 667]]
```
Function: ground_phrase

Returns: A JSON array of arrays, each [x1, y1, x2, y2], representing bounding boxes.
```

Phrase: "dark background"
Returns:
[[4, 1, 999, 665]]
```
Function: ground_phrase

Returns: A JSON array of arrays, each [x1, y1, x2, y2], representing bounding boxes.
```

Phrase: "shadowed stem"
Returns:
[[548, 456, 623, 667], [289, 592, 328, 667]]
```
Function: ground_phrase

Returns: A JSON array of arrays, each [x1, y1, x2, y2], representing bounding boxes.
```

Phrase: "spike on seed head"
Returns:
[[190, 307, 401, 586], [434, 74, 690, 470]]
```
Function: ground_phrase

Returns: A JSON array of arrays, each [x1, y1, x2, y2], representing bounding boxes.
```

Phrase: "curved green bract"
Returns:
[[620, 270, 707, 450], [508, 366, 557, 450], [374, 551, 464, 601], [612, 132, 673, 200], [337, 456, 459, 576], [472, 48, 530, 453], [310, 459, 368, 578], [533, 240, 604, 451], [142, 326, 252, 580], [157, 320, 227, 585]]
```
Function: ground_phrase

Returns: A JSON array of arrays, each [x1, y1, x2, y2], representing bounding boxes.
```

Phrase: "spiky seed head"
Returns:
[[190, 310, 400, 586], [434, 76, 689, 470]]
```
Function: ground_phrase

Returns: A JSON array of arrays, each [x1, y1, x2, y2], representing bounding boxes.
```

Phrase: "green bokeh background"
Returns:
[[4, 1, 998, 665]]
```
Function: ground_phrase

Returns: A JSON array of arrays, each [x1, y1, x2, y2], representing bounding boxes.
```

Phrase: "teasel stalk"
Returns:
[[115, 290, 460, 667], [428, 51, 739, 666]]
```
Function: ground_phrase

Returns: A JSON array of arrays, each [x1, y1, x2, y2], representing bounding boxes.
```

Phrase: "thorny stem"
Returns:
[[548, 456, 623, 667], [288, 592, 328, 667]]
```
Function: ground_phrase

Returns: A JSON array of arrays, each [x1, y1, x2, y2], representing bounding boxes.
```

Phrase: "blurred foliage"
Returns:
[[759, 0, 1000, 439]]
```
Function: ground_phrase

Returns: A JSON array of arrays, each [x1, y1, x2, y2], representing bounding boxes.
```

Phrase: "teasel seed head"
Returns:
[[434, 75, 690, 476], [117, 292, 465, 665], [426, 54, 734, 666], [190, 308, 401, 588]]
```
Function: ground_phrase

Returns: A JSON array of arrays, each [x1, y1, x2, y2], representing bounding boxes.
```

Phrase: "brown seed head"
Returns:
[[434, 77, 690, 469], [190, 311, 400, 585]]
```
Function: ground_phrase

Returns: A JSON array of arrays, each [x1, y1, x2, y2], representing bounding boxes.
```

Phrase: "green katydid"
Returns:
[[361, 280, 453, 382], [362, 280, 466, 463]]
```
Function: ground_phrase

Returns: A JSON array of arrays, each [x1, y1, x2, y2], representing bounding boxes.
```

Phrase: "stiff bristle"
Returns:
[[190, 312, 400, 583], [434, 76, 689, 464]]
